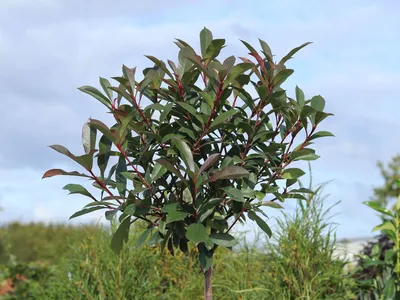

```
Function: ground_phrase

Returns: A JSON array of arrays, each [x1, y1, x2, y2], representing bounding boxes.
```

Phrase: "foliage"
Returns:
[[370, 154, 400, 211], [255, 169, 356, 299], [0, 222, 100, 265], [0, 260, 55, 299], [352, 180, 400, 300], [42, 27, 333, 297]]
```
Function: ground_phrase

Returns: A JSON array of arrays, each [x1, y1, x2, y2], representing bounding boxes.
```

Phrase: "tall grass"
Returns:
[[41, 175, 356, 299]]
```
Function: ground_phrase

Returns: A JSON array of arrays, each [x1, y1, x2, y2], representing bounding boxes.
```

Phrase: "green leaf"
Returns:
[[78, 85, 112, 109], [82, 121, 97, 154], [116, 154, 127, 196], [88, 119, 117, 143], [210, 166, 249, 182], [111, 216, 131, 254], [99, 77, 113, 100], [295, 86, 305, 106], [161, 203, 179, 213], [279, 42, 312, 65], [151, 162, 167, 181], [261, 201, 284, 209], [200, 27, 213, 57], [372, 221, 396, 233], [259, 39, 273, 61], [166, 211, 189, 224], [247, 210, 272, 238], [176, 102, 204, 125], [209, 233, 238, 247], [310, 95, 325, 111], [240, 40, 257, 53], [383, 277, 396, 300], [42, 169, 90, 179], [172, 138, 195, 173], [155, 159, 186, 182], [198, 153, 220, 175], [209, 110, 238, 130], [205, 39, 225, 60], [272, 69, 294, 87], [309, 131, 335, 140], [69, 206, 105, 219], [98, 135, 112, 178], [63, 184, 93, 198], [363, 201, 394, 217], [136, 227, 152, 248], [186, 223, 209, 244], [281, 168, 305, 180], [220, 187, 245, 202], [224, 63, 254, 89]]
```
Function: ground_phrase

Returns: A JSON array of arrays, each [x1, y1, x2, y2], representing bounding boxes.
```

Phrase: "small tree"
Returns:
[[43, 28, 333, 299]]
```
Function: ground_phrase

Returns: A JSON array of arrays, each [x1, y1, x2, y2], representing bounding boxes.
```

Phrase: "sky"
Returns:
[[0, 0, 399, 241]]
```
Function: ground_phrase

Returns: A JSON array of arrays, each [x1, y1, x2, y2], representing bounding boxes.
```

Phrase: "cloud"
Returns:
[[0, 0, 399, 240]]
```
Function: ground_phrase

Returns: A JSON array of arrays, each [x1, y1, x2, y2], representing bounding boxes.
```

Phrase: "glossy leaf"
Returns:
[[210, 166, 249, 181], [209, 110, 238, 130], [200, 27, 213, 57], [186, 223, 209, 244], [248, 210, 272, 238], [364, 201, 394, 218], [279, 42, 312, 65], [82, 121, 97, 154], [69, 206, 105, 219], [209, 233, 238, 247], [166, 211, 189, 224], [281, 168, 306, 180], [42, 169, 89, 179], [111, 216, 131, 254], [78, 86, 112, 109], [63, 184, 93, 198], [173, 138, 195, 173], [198, 153, 220, 175]]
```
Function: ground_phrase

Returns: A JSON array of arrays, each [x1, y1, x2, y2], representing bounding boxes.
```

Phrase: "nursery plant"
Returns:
[[353, 180, 400, 300], [42, 27, 333, 299]]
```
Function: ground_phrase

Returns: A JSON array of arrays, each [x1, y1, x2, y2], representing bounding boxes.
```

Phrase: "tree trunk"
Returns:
[[204, 266, 213, 300]]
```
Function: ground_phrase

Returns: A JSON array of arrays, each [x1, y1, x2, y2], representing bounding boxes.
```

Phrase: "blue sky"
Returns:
[[0, 0, 399, 241]]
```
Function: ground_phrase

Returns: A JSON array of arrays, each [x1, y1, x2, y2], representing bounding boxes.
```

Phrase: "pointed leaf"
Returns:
[[172, 138, 195, 172], [224, 63, 253, 88], [88, 119, 117, 143], [363, 201, 394, 217], [261, 201, 284, 209], [219, 187, 245, 202], [155, 159, 186, 182], [98, 135, 112, 178], [198, 153, 220, 175], [116, 154, 127, 196], [42, 169, 89, 179], [99, 77, 113, 100], [310, 95, 325, 111], [78, 85, 112, 109], [372, 221, 396, 234], [63, 184, 93, 198], [209, 233, 238, 247], [69, 206, 105, 219], [166, 211, 189, 224], [210, 166, 249, 181], [279, 42, 312, 65], [295, 86, 305, 106], [248, 210, 272, 238], [281, 168, 305, 180], [136, 227, 152, 248], [186, 223, 209, 244], [200, 27, 213, 57], [209, 110, 238, 130], [82, 121, 97, 154], [111, 216, 131, 254], [309, 131, 335, 140]]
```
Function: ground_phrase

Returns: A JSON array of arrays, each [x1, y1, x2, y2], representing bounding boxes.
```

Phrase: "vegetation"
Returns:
[[0, 178, 355, 299], [42, 27, 333, 298]]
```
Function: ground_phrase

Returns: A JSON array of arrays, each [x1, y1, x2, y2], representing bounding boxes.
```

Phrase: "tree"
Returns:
[[42, 28, 333, 299], [371, 155, 400, 211]]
